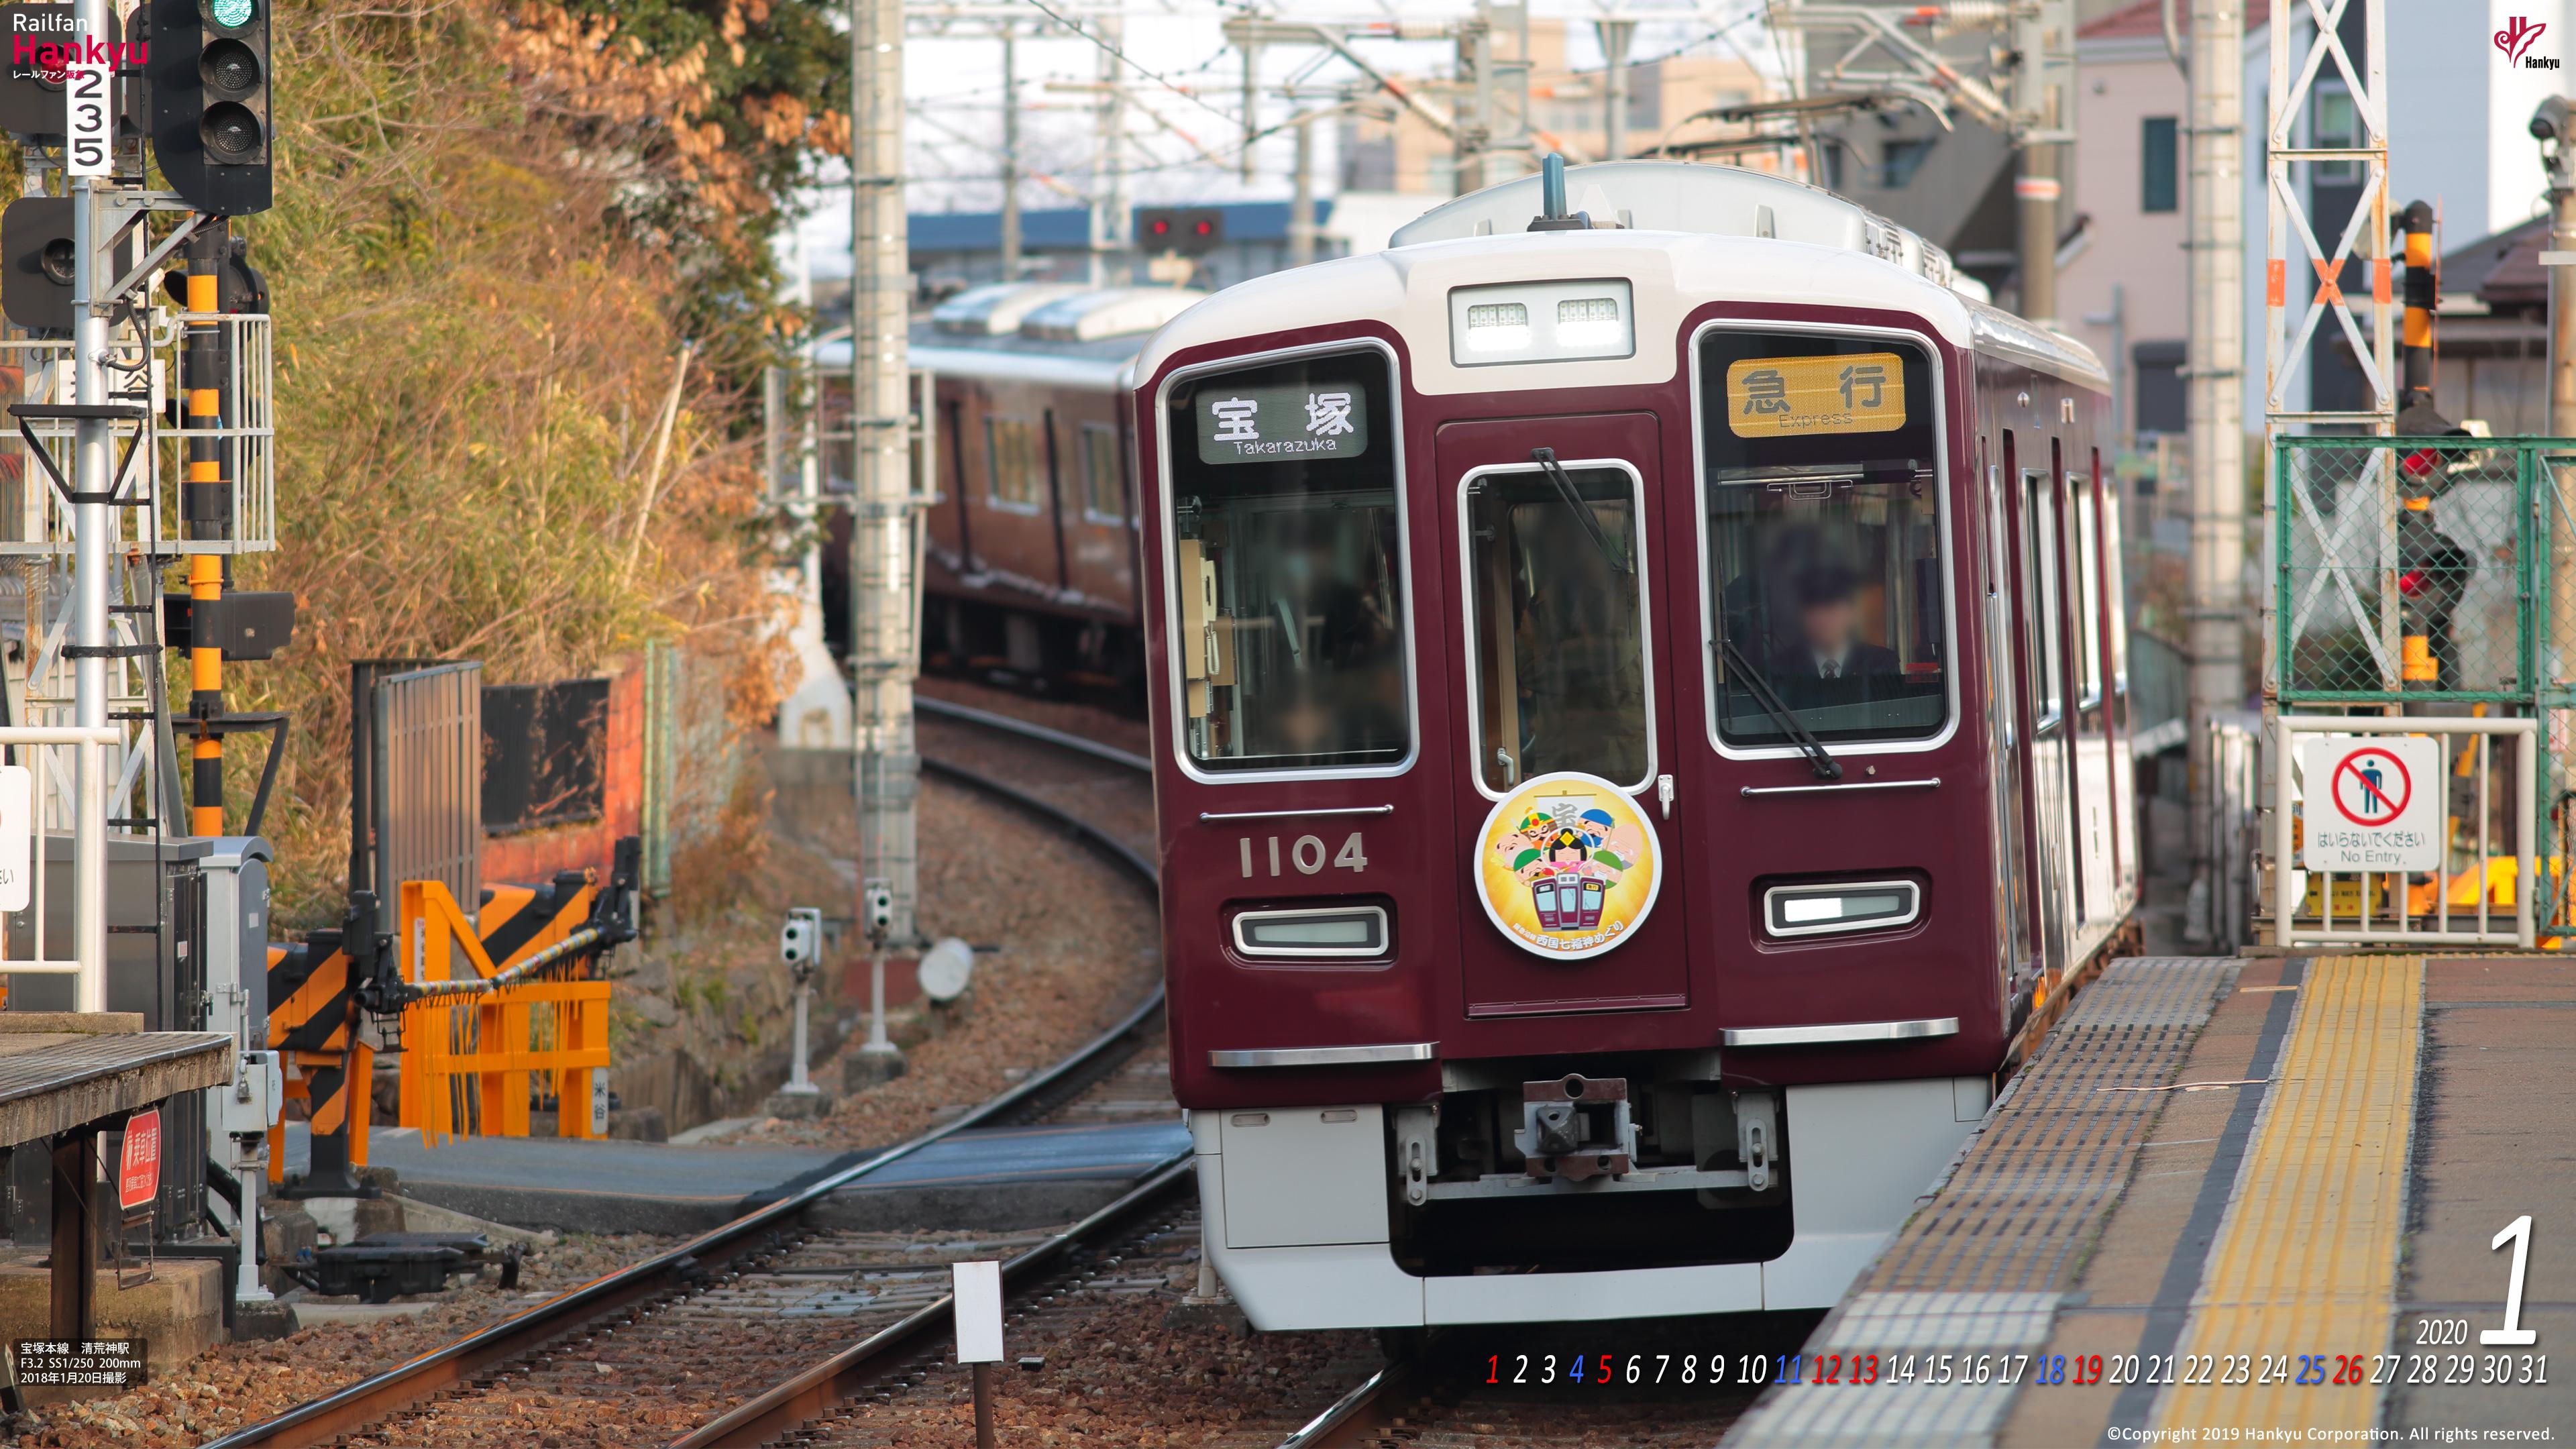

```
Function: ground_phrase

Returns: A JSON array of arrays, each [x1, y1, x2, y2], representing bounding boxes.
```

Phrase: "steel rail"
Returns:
[[1275, 1362, 1409, 1448], [673, 1155, 1197, 1448], [916, 692, 1153, 773], [208, 706, 1161, 1449]]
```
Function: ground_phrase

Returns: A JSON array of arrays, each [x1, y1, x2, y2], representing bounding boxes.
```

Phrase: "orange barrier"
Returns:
[[394, 879, 612, 1147]]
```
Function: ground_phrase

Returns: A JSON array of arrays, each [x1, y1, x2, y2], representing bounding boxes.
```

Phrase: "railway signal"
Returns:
[[1138, 206, 1222, 258], [0, 195, 74, 331], [148, 0, 273, 215]]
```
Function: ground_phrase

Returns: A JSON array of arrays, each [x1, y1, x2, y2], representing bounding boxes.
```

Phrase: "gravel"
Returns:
[[725, 764, 1161, 1151], [13, 1234, 667, 1448]]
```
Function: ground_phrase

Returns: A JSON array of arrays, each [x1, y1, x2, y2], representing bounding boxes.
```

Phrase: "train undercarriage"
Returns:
[[1192, 1059, 1993, 1330]]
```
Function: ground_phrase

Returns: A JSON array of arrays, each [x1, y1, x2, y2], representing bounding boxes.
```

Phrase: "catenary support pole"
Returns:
[[2186, 0, 2244, 941], [1595, 17, 1634, 164], [68, 0, 109, 1011], [1289, 113, 1316, 268], [851, 0, 920, 950], [998, 28, 1020, 284]]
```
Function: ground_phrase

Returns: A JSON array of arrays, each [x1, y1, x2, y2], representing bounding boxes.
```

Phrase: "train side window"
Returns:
[[986, 417, 1042, 511], [1079, 423, 1123, 523], [1163, 349, 1409, 775], [1461, 460, 1652, 794], [2073, 481, 2103, 708], [2023, 470, 2063, 727]]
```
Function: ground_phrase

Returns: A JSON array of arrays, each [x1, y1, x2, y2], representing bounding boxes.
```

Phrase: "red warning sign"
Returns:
[[116, 1108, 160, 1212]]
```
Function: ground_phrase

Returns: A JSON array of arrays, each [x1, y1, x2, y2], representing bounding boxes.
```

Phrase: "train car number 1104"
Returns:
[[1238, 834, 1369, 877]]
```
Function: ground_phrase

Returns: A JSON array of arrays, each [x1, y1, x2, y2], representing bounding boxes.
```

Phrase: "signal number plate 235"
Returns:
[[1238, 833, 1368, 877]]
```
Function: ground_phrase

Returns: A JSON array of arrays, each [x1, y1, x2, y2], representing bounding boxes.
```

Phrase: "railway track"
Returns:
[[206, 701, 1168, 1449]]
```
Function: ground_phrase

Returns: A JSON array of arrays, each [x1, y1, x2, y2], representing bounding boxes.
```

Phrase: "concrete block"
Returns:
[[0, 1255, 223, 1397], [761, 1087, 836, 1120]]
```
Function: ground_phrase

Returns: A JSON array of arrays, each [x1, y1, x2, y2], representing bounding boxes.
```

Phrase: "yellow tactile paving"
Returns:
[[2151, 954, 2422, 1433]]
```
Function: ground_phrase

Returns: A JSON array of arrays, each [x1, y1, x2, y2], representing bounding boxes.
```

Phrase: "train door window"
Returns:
[[2100, 452, 2130, 698], [1697, 328, 1949, 749], [1162, 348, 1409, 774], [2022, 470, 2063, 727], [2073, 480, 2103, 708], [1460, 459, 1652, 793], [1079, 423, 1123, 523], [985, 417, 1042, 512]]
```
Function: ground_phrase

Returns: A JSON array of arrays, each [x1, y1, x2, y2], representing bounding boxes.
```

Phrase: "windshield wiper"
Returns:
[[1719, 637, 1842, 780], [1531, 447, 1629, 574]]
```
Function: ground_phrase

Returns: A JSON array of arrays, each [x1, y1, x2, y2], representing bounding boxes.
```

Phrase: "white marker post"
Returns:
[[953, 1260, 1004, 1448]]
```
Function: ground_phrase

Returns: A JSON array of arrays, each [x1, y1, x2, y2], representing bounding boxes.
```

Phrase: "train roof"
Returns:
[[811, 284, 1203, 392], [1136, 161, 2106, 396]]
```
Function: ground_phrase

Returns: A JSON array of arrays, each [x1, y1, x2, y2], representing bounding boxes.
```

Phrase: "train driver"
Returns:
[[1769, 559, 1897, 685]]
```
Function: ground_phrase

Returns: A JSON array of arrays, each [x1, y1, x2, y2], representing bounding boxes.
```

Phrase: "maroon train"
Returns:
[[1127, 160, 2137, 1330], [910, 283, 1197, 690]]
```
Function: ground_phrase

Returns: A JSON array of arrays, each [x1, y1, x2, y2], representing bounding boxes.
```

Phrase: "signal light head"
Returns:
[[203, 0, 256, 28], [38, 238, 72, 286], [201, 39, 261, 95], [201, 101, 264, 164]]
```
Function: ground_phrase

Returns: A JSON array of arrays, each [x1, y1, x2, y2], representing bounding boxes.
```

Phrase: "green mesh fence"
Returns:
[[2275, 436, 2576, 936]]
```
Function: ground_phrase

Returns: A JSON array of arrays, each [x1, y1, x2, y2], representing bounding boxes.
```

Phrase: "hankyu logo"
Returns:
[[11, 34, 147, 83], [2497, 15, 2558, 69]]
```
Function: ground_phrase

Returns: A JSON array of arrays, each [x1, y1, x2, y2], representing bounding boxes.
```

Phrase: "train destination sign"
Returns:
[[1195, 381, 1368, 464], [1725, 351, 1908, 439], [1472, 772, 1662, 960], [2299, 735, 2440, 873]]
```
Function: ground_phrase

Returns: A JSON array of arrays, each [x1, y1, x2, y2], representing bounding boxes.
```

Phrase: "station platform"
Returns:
[[1727, 953, 2576, 1446], [368, 1116, 1193, 1234]]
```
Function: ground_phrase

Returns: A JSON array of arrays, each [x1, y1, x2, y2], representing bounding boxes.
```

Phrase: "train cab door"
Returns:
[[1436, 411, 1695, 1017]]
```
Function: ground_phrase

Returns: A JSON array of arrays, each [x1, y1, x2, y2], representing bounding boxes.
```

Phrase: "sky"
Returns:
[[784, 0, 1783, 283]]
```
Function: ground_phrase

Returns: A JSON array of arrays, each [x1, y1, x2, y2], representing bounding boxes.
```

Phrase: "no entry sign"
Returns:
[[2300, 735, 2441, 872]]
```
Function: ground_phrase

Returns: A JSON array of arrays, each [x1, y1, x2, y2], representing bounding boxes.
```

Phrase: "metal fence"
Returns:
[[640, 640, 745, 898], [372, 662, 482, 929], [2271, 714, 2536, 949], [2271, 435, 2576, 941]]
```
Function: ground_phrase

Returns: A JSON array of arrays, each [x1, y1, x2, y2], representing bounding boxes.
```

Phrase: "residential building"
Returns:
[[1336, 19, 1779, 197]]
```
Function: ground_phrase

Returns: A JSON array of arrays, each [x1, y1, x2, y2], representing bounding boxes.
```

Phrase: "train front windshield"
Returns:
[[1163, 350, 1409, 773], [1699, 331, 1949, 749]]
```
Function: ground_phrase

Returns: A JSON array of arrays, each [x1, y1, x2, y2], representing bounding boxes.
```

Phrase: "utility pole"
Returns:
[[998, 27, 1020, 283], [2186, 0, 2243, 941], [2542, 97, 2576, 689], [1088, 13, 1128, 286], [2011, 0, 2075, 326], [1595, 16, 1635, 164], [852, 0, 920, 949]]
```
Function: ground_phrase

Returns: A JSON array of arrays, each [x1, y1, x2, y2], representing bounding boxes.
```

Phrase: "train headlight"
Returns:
[[1447, 279, 1634, 366], [1762, 879, 1921, 939], [1231, 904, 1390, 959]]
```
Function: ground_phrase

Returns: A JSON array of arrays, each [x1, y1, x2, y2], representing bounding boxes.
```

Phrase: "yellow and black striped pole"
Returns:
[[2396, 201, 2440, 690], [183, 223, 228, 834]]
